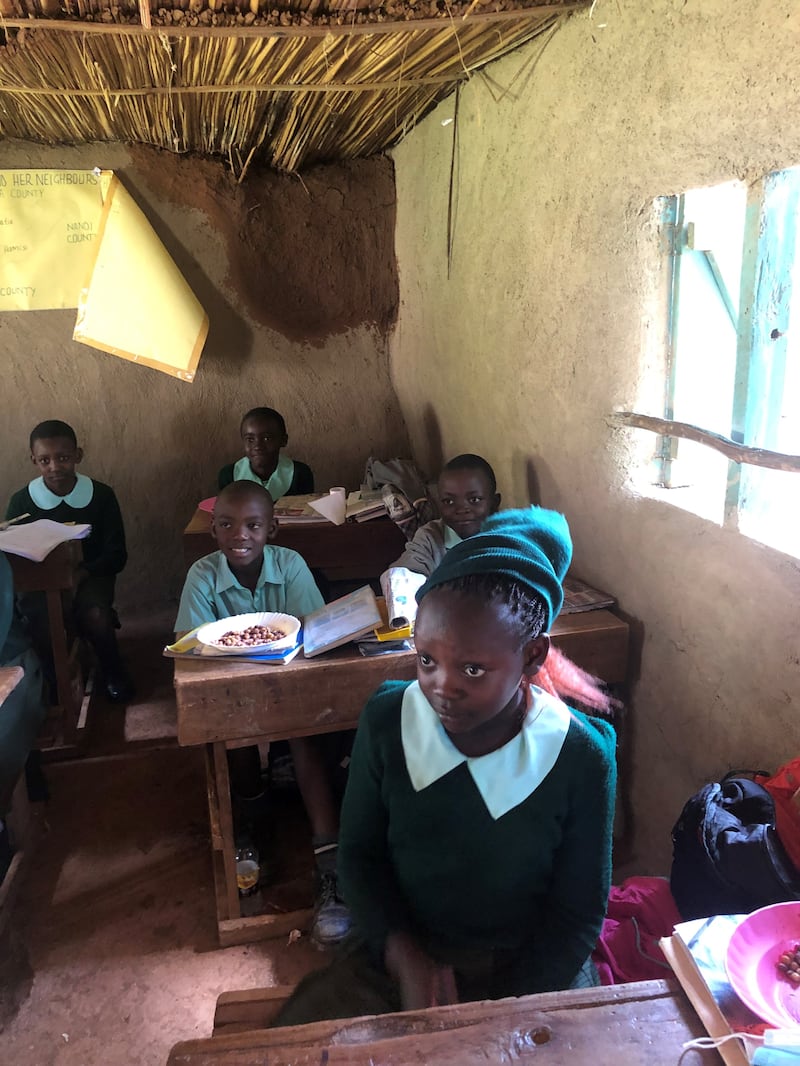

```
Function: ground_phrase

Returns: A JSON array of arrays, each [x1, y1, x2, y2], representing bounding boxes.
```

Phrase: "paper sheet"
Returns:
[[0, 169, 105, 311], [309, 491, 346, 525], [73, 173, 208, 382], [0, 519, 91, 562]]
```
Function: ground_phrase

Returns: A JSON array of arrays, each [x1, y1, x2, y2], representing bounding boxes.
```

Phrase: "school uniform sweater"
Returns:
[[6, 475, 127, 577], [217, 458, 314, 497], [390, 518, 461, 576], [338, 679, 616, 995]]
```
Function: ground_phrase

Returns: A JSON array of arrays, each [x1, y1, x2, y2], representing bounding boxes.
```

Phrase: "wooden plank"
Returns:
[[214, 986, 297, 1034], [176, 646, 418, 747], [76, 665, 94, 733], [211, 742, 241, 923], [218, 908, 313, 947], [4, 541, 78, 594], [0, 5, 588, 39], [175, 611, 628, 748], [204, 746, 224, 850], [46, 587, 78, 745], [0, 666, 23, 706], [167, 980, 704, 1065], [6, 543, 83, 750]]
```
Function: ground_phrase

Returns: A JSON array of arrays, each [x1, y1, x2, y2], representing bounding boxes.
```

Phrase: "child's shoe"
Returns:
[[311, 870, 352, 948], [105, 668, 135, 704]]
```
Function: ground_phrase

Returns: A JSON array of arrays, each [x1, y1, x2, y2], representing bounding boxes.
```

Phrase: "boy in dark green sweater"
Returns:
[[5, 419, 133, 703]]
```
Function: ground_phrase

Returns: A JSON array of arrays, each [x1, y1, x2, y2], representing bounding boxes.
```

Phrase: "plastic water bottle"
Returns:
[[235, 839, 260, 897]]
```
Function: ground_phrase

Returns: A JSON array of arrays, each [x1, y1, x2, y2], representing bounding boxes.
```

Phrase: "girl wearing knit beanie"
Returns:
[[274, 507, 617, 1025]]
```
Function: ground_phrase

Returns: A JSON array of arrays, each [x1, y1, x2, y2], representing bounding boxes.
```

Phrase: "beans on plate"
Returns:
[[213, 624, 286, 648]]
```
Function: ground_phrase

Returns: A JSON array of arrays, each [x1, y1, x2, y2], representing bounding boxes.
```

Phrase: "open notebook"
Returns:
[[0, 519, 91, 562]]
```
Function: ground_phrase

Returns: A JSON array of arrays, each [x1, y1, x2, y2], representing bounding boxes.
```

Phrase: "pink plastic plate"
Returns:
[[726, 901, 800, 1028], [198, 496, 217, 514]]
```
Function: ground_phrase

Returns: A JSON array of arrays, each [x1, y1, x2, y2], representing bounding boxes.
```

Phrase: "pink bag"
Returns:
[[592, 876, 682, 986]]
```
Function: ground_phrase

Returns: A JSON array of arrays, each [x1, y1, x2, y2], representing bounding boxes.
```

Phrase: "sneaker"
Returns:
[[311, 871, 352, 948], [105, 670, 135, 704]]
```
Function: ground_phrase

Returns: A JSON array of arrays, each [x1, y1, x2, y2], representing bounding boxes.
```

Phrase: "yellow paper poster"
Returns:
[[73, 173, 208, 383], [0, 169, 104, 311]]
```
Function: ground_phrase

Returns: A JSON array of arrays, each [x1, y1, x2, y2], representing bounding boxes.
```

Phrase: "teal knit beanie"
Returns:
[[416, 506, 572, 628]]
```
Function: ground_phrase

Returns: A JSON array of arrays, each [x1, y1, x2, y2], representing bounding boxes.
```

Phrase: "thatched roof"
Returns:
[[0, 0, 586, 172]]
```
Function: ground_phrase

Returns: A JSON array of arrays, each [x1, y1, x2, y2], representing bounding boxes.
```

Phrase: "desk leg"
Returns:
[[204, 742, 314, 948], [46, 588, 77, 746], [209, 742, 242, 929]]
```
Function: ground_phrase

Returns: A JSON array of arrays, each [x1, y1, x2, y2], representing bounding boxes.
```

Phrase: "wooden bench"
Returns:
[[213, 985, 296, 1035], [168, 979, 705, 1065]]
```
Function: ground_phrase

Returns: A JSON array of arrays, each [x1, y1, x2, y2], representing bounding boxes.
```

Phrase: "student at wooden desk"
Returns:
[[386, 452, 501, 576], [175, 481, 351, 948], [217, 406, 313, 498], [274, 507, 617, 1025], [5, 419, 133, 703]]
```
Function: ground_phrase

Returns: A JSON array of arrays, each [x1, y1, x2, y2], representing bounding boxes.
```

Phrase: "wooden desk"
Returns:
[[183, 508, 407, 582], [4, 543, 84, 749], [174, 610, 629, 946], [167, 979, 705, 1066]]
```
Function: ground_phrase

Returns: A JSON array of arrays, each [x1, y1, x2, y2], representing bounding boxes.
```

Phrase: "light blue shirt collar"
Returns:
[[232, 454, 294, 500], [213, 550, 286, 595], [401, 681, 571, 819], [29, 472, 94, 510], [443, 524, 462, 549]]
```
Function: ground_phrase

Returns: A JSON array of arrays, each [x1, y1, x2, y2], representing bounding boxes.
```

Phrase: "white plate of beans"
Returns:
[[196, 612, 301, 655]]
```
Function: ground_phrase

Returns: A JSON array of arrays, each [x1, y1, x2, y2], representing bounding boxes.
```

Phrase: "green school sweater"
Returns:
[[338, 680, 616, 995], [6, 480, 127, 577]]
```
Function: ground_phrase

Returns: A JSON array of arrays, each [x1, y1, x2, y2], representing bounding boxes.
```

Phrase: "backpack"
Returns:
[[670, 773, 800, 921], [363, 457, 436, 539]]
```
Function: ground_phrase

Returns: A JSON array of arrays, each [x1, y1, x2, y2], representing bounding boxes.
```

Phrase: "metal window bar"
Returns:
[[657, 193, 681, 487]]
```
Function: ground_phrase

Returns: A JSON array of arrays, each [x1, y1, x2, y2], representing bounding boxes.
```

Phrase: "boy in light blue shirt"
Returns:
[[176, 481, 351, 947], [175, 497, 322, 630]]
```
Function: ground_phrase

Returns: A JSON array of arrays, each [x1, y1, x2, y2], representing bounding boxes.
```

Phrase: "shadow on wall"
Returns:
[[511, 450, 552, 509], [119, 170, 253, 378], [421, 403, 444, 478]]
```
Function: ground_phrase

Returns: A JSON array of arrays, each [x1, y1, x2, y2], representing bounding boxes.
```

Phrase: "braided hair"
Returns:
[[436, 573, 616, 716]]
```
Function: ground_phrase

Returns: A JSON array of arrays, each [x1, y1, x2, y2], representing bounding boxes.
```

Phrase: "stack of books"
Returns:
[[345, 489, 387, 523], [272, 494, 329, 524]]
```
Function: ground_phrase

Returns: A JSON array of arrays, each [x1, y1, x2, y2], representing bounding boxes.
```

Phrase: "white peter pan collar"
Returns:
[[29, 472, 94, 510], [400, 680, 571, 820]]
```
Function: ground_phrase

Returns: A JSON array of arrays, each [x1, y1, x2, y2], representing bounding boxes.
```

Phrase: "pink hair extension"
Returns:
[[536, 646, 617, 716]]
